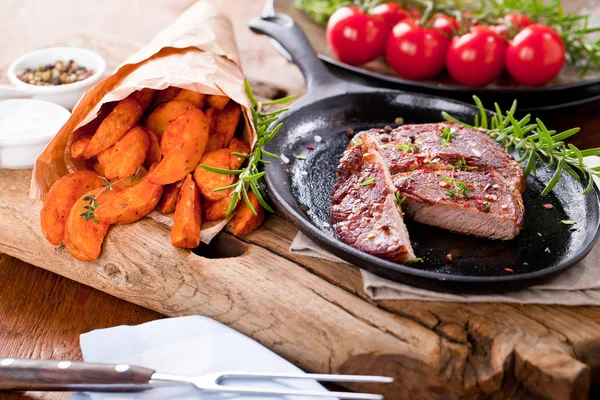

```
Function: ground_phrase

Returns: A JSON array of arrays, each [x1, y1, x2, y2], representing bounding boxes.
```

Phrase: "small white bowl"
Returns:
[[0, 99, 71, 169], [7, 47, 106, 110]]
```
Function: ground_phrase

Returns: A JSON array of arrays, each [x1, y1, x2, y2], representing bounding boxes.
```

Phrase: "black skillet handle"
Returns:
[[249, 14, 355, 103]]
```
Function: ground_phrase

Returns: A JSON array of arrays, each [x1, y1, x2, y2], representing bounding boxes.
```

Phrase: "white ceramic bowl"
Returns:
[[0, 99, 71, 169], [7, 47, 106, 110]]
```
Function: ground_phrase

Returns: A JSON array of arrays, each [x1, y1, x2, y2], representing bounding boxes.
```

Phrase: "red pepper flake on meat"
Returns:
[[306, 145, 315, 150], [504, 268, 514, 273], [542, 203, 554, 209]]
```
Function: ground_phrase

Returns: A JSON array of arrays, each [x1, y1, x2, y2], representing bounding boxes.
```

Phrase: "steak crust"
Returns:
[[358, 122, 526, 193], [331, 136, 415, 262]]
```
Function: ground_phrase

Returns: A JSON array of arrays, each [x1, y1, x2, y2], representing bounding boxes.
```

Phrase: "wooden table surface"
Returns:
[[2, 1, 600, 399]]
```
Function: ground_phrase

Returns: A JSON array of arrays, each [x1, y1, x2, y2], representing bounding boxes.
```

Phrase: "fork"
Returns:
[[0, 358, 392, 399]]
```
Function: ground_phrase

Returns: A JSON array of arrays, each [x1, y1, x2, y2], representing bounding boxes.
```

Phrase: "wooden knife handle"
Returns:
[[0, 358, 155, 391]]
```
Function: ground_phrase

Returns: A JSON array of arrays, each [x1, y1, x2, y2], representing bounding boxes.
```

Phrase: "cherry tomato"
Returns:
[[326, 6, 388, 65], [493, 13, 534, 38], [431, 14, 460, 38], [370, 2, 410, 30], [385, 19, 449, 80], [505, 24, 566, 86], [503, 13, 533, 29], [446, 26, 507, 87], [409, 8, 421, 19]]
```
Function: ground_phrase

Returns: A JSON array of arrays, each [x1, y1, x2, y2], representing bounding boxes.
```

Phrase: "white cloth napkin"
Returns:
[[290, 232, 600, 304], [290, 157, 600, 305], [70, 316, 332, 399]]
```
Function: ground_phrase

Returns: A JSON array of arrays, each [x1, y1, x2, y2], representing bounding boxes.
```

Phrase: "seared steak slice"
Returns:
[[393, 169, 524, 240], [359, 122, 526, 193], [331, 136, 415, 262]]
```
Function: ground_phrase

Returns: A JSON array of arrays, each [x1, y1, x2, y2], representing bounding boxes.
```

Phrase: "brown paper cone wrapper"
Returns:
[[29, 0, 254, 244]]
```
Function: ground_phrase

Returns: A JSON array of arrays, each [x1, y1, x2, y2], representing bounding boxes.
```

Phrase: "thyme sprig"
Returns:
[[443, 95, 600, 196], [200, 80, 295, 217], [80, 167, 143, 223]]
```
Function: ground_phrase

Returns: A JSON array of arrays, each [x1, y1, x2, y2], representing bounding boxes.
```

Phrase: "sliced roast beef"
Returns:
[[358, 122, 526, 193], [393, 169, 524, 240], [331, 136, 416, 262]]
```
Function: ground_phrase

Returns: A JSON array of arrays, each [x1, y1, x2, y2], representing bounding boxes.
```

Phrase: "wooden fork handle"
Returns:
[[0, 358, 155, 391]]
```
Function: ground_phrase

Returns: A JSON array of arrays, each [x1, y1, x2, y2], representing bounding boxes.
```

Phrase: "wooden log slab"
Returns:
[[2, 6, 600, 397]]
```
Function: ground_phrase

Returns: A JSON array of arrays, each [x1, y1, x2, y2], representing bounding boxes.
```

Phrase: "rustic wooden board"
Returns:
[[2, 3, 600, 397]]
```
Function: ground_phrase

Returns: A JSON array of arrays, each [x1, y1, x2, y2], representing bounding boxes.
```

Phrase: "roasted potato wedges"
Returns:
[[193, 149, 234, 201], [204, 192, 238, 221], [130, 88, 156, 109], [95, 178, 163, 225], [228, 138, 251, 170], [171, 174, 202, 248], [145, 129, 163, 168], [156, 178, 184, 214], [70, 134, 93, 159], [146, 107, 209, 185], [83, 96, 144, 158], [153, 87, 181, 104], [206, 95, 229, 110], [40, 171, 104, 246], [232, 192, 265, 236], [215, 101, 242, 147], [63, 188, 113, 261], [173, 89, 206, 109], [146, 100, 196, 136], [97, 126, 150, 181]]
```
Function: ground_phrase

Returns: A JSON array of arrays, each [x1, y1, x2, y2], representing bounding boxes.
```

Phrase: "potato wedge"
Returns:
[[173, 89, 206, 109], [204, 191, 238, 221], [153, 86, 181, 104], [83, 96, 144, 158], [63, 188, 114, 261], [146, 108, 209, 185], [205, 108, 218, 134], [171, 174, 202, 248], [228, 138, 251, 170], [156, 178, 184, 214], [206, 134, 225, 152], [130, 88, 156, 109], [206, 95, 229, 110], [92, 162, 105, 176], [40, 171, 104, 246], [97, 126, 150, 181], [215, 101, 242, 147], [193, 149, 234, 201], [70, 134, 93, 159], [145, 128, 163, 168], [232, 191, 265, 236], [146, 100, 196, 136], [95, 178, 163, 225]]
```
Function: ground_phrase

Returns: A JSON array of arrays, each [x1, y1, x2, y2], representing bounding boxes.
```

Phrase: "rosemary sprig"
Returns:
[[200, 80, 295, 217], [442, 175, 471, 198], [396, 139, 417, 154], [443, 95, 600, 196], [359, 176, 376, 186], [80, 167, 143, 223], [440, 127, 457, 147], [456, 157, 477, 171]]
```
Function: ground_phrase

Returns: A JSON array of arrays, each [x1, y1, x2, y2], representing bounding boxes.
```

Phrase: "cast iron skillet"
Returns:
[[249, 14, 600, 292]]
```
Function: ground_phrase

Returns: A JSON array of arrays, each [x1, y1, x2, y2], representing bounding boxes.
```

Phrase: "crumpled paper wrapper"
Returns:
[[29, 0, 254, 244]]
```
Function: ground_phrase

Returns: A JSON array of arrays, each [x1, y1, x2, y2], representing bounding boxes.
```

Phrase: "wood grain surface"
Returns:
[[1, 1, 600, 399]]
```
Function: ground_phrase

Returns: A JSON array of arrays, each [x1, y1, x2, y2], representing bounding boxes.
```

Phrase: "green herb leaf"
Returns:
[[561, 220, 577, 225]]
